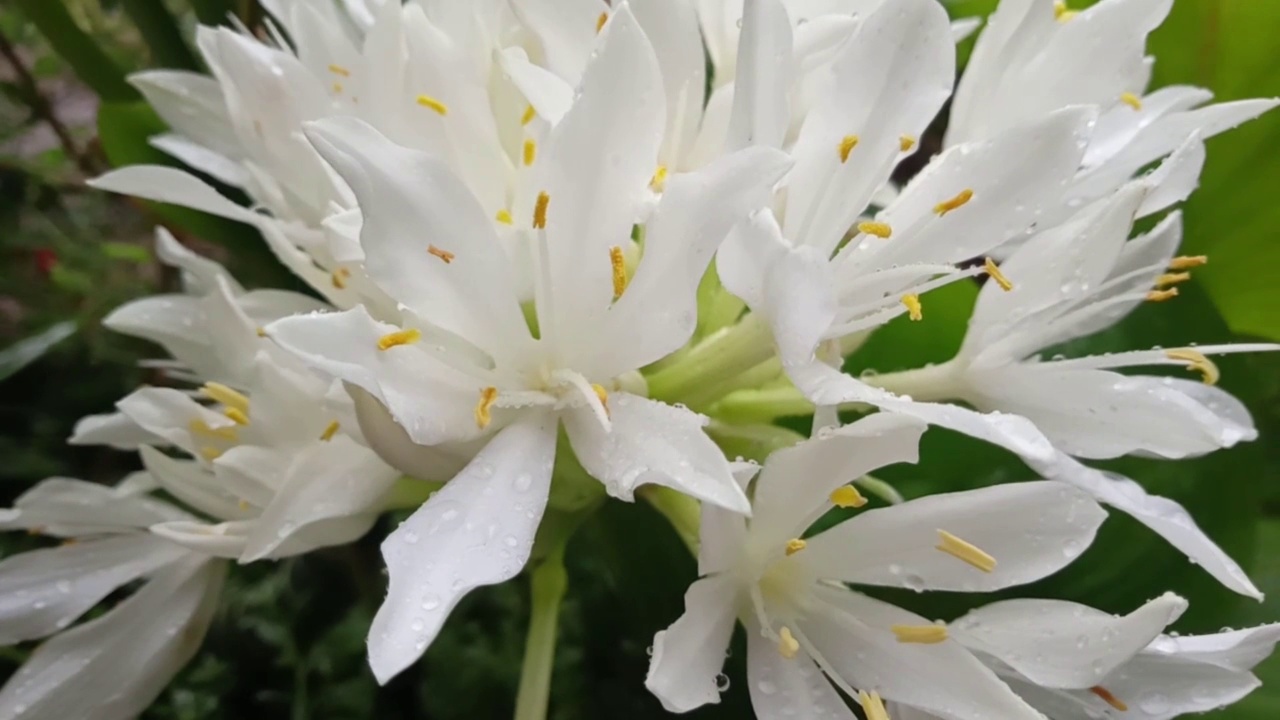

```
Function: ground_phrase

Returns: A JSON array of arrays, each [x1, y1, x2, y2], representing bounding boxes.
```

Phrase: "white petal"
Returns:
[[644, 574, 738, 713], [1135, 133, 1205, 217], [129, 70, 240, 159], [88, 166, 260, 224], [564, 393, 750, 513], [116, 387, 235, 457], [1160, 624, 1280, 672], [804, 480, 1106, 592], [68, 412, 161, 450], [631, 0, 707, 164], [367, 417, 557, 683], [346, 385, 479, 482], [726, 0, 793, 151], [951, 593, 1187, 689], [149, 520, 250, 558], [498, 47, 574, 125], [1095, 649, 1261, 719], [149, 134, 246, 188], [153, 226, 238, 296], [140, 446, 255, 522], [745, 615, 856, 720], [0, 478, 189, 537], [698, 463, 759, 575], [509, 0, 608, 83]]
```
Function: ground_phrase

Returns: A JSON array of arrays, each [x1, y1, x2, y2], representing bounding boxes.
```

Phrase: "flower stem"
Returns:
[[860, 361, 960, 401], [514, 547, 568, 720], [645, 314, 776, 404], [638, 485, 701, 555]]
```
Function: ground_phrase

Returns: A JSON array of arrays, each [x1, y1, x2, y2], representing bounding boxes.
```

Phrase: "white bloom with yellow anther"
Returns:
[[265, 6, 791, 684], [645, 413, 1108, 719], [0, 477, 226, 720]]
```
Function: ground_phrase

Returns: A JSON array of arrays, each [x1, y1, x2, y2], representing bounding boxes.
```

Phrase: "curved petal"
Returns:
[[745, 615, 856, 720], [367, 417, 557, 683], [130, 70, 240, 159], [509, 0, 608, 83], [645, 574, 738, 713], [153, 226, 238, 295], [68, 412, 161, 451], [631, 0, 707, 164], [141, 446, 256, 522], [0, 478, 190, 537], [726, 0, 793, 152], [698, 463, 758, 575], [1160, 624, 1280, 672], [149, 520, 250, 558], [498, 47, 574, 125], [88, 166, 260, 225], [1094, 650, 1262, 719]]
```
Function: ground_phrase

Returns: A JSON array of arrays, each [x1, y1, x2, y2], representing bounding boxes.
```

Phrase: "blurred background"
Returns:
[[0, 0, 1277, 717]]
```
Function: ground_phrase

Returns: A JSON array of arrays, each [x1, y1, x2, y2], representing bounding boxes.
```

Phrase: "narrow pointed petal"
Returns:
[[745, 616, 856, 720], [89, 166, 261, 224], [645, 574, 738, 713], [726, 0, 793, 151]]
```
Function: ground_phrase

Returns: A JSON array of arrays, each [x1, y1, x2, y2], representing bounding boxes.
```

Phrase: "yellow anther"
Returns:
[[320, 420, 341, 441], [838, 134, 860, 163], [533, 192, 550, 229], [1146, 288, 1179, 302], [331, 267, 351, 289], [610, 246, 628, 300], [189, 419, 238, 441], [936, 530, 997, 573], [328, 64, 351, 77], [1090, 686, 1129, 712], [201, 382, 250, 414], [890, 624, 949, 644], [858, 690, 891, 720], [332, 82, 344, 94], [256, 327, 267, 338], [899, 134, 917, 152], [650, 165, 669, 192], [523, 138, 537, 166], [785, 538, 808, 556], [596, 11, 608, 33], [1053, 1, 1078, 22], [1120, 92, 1143, 111], [199, 446, 223, 461], [238, 498, 251, 511], [495, 209, 514, 225], [475, 386, 498, 429], [1166, 349, 1220, 385], [521, 104, 537, 126], [377, 328, 422, 351], [416, 94, 449, 116], [428, 244, 456, 264], [933, 188, 974, 216], [901, 294, 923, 321], [1169, 255, 1208, 270], [857, 221, 893, 238], [591, 383, 610, 417], [1155, 272, 1191, 288], [223, 407, 250, 426], [830, 485, 868, 508], [778, 626, 800, 659], [984, 257, 1014, 291]]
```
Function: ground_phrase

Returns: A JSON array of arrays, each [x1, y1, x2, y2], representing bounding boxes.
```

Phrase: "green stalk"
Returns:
[[645, 314, 776, 403], [513, 548, 568, 720], [638, 486, 701, 555], [191, 0, 236, 26], [121, 0, 201, 69], [15, 0, 138, 101]]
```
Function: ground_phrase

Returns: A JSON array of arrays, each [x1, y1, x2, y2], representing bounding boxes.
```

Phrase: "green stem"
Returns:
[[710, 385, 815, 424], [513, 548, 568, 720], [15, 0, 139, 101], [645, 314, 776, 403], [706, 421, 805, 464], [638, 485, 701, 555], [191, 0, 236, 25], [856, 475, 904, 505], [122, 0, 201, 69], [380, 476, 444, 511]]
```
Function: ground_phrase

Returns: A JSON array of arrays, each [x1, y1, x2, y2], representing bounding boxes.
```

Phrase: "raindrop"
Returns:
[[715, 673, 731, 692], [422, 595, 441, 611]]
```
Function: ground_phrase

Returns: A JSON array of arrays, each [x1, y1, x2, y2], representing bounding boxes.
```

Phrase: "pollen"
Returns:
[[1166, 349, 1220, 385], [199, 446, 223, 461], [899, 134, 917, 152], [189, 419, 238, 441], [934, 188, 973, 216], [495, 209, 514, 225], [936, 530, 997, 573], [984, 257, 1014, 291], [331, 267, 351, 289], [377, 328, 422, 350], [1090, 686, 1129, 712], [328, 64, 351, 77], [830, 485, 868, 508], [778, 626, 800, 659], [475, 386, 499, 429], [320, 420, 341, 441], [596, 11, 608, 33], [256, 327, 267, 337], [650, 165, 669, 192], [838, 134, 860, 163], [428, 244, 456, 263], [416, 94, 449, 116], [901, 294, 923, 321], [857, 221, 893, 238], [1053, 1, 1078, 22], [201, 382, 250, 414], [533, 191, 550, 229], [1120, 92, 1143, 111], [610, 246, 628, 300], [1155, 271, 1191, 287], [1146, 287, 1179, 302], [223, 407, 250, 426], [591, 383, 610, 417], [521, 104, 536, 126], [890, 624, 949, 644], [785, 538, 808, 556], [523, 138, 537, 166], [1169, 255, 1208, 270], [858, 690, 890, 720]]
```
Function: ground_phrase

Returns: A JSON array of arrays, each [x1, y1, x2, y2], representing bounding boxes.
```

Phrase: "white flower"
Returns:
[[645, 413, 1108, 719], [266, 6, 791, 683], [0, 478, 225, 720]]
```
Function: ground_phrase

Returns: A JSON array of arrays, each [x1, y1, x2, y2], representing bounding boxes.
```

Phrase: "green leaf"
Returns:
[[14, 0, 139, 102], [0, 321, 76, 383], [101, 241, 153, 263], [121, 0, 201, 70]]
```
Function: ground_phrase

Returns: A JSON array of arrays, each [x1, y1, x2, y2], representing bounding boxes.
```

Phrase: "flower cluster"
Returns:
[[3, 0, 1279, 718]]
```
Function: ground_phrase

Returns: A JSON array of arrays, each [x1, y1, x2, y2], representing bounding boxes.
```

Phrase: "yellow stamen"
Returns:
[[475, 386, 498, 429], [201, 382, 250, 414], [1155, 271, 1191, 287], [223, 407, 250, 426], [858, 690, 891, 720], [416, 94, 449, 116], [189, 419, 238, 441], [238, 498, 251, 511], [1090, 686, 1129, 712], [650, 165, 669, 192], [1053, 1, 1078, 22], [934, 188, 973, 215], [899, 134, 917, 152], [332, 82, 344, 94], [27, 526, 45, 537], [596, 11, 608, 33], [591, 383, 610, 417], [610, 246, 628, 300], [320, 420, 341, 441], [830, 485, 868, 508], [428, 244, 456, 264], [890, 624, 949, 644], [523, 138, 537, 166], [1169, 255, 1208, 270], [838, 134, 860, 163], [984, 257, 1014, 291], [778, 626, 800, 659], [521, 104, 537, 126], [377, 328, 422, 350], [328, 64, 351, 77], [901, 294, 923, 321], [936, 530, 997, 573], [331, 266, 351, 289], [533, 191, 550, 229], [199, 446, 223, 461], [256, 327, 267, 338], [1166, 349, 1220, 385], [495, 209, 514, 225], [1146, 287, 1179, 302], [785, 538, 808, 556], [857, 221, 893, 239], [1120, 92, 1143, 111]]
